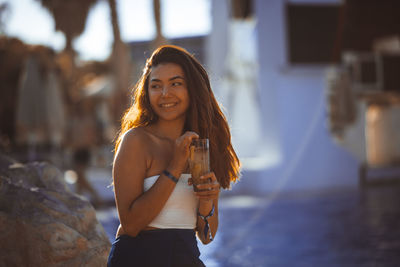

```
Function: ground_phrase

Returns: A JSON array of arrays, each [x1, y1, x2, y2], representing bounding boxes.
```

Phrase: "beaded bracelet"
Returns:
[[198, 203, 215, 241], [162, 170, 179, 183]]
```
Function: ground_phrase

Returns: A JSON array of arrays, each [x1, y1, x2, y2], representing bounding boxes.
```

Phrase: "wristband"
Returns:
[[163, 170, 179, 183], [197, 203, 215, 241]]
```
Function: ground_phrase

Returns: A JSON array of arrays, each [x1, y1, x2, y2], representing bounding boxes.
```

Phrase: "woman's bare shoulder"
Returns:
[[118, 127, 152, 153], [124, 126, 154, 142]]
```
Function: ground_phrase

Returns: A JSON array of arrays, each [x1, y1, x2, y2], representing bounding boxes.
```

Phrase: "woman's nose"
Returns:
[[161, 86, 170, 96]]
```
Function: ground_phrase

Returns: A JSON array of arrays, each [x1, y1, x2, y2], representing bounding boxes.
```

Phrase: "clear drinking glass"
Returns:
[[188, 139, 210, 192]]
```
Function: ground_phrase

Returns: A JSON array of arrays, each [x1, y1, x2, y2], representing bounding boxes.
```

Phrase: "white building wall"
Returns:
[[207, 0, 360, 194]]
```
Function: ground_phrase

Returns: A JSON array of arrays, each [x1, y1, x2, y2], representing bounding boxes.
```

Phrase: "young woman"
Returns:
[[107, 45, 240, 267]]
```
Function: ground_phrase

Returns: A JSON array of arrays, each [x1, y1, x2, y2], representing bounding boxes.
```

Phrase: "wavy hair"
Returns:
[[115, 45, 240, 189]]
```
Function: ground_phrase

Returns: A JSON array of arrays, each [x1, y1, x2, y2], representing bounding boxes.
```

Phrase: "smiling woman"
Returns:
[[107, 45, 240, 266]]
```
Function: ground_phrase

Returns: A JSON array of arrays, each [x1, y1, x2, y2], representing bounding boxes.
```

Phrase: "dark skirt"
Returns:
[[107, 229, 206, 267]]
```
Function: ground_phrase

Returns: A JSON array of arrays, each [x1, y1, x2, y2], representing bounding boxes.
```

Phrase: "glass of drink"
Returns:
[[189, 139, 210, 192]]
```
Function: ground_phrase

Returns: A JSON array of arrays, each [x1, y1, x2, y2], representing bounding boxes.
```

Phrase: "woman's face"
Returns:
[[148, 63, 190, 123]]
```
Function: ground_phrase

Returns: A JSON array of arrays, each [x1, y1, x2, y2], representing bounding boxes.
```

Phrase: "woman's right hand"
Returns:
[[168, 131, 199, 174]]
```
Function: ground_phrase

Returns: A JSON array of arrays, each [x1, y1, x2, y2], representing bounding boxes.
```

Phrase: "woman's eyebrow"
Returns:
[[150, 75, 185, 82], [169, 75, 185, 81]]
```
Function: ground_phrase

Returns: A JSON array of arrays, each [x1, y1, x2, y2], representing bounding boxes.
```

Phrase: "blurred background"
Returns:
[[1, 0, 400, 266]]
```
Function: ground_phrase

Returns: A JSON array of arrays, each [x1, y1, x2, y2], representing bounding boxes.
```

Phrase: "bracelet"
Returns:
[[197, 203, 215, 241], [162, 170, 179, 183]]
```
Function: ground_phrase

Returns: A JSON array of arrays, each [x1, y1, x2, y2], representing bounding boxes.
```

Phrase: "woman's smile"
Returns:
[[159, 102, 178, 108]]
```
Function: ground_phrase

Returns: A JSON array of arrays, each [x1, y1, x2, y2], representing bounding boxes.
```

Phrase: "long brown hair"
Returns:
[[115, 45, 240, 189]]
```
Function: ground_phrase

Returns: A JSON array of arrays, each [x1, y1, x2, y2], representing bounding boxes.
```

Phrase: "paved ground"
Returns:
[[88, 168, 400, 267]]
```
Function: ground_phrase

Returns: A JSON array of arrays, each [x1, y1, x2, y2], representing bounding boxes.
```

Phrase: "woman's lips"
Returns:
[[159, 102, 177, 108]]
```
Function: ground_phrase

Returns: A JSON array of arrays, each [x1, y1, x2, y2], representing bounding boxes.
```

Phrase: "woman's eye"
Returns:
[[150, 84, 161, 89], [172, 82, 182, 86]]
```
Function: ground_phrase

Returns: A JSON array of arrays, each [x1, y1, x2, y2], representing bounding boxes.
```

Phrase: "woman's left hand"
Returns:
[[188, 172, 220, 201]]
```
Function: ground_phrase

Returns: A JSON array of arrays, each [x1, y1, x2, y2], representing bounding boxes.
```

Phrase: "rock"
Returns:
[[0, 160, 111, 266], [0, 153, 18, 171]]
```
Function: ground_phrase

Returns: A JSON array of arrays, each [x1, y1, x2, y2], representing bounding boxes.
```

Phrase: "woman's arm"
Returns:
[[113, 129, 198, 237], [194, 173, 220, 244], [113, 129, 175, 237]]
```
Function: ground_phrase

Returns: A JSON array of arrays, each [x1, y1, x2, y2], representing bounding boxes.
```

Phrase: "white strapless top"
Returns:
[[143, 174, 198, 229]]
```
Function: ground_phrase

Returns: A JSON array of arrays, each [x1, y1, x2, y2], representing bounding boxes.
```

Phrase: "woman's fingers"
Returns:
[[170, 131, 199, 173], [177, 131, 199, 147], [197, 172, 218, 186], [194, 172, 220, 199], [195, 181, 219, 191], [175, 131, 198, 157]]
